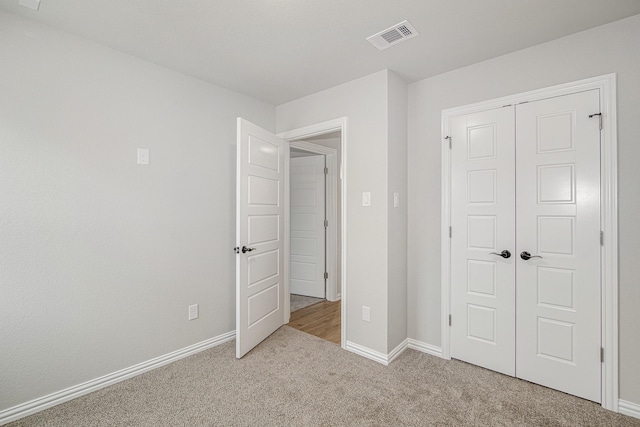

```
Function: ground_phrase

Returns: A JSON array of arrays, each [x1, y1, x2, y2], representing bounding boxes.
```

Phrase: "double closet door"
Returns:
[[450, 90, 602, 402]]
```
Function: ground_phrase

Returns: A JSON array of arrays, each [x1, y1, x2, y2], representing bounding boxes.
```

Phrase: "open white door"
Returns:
[[236, 118, 286, 358]]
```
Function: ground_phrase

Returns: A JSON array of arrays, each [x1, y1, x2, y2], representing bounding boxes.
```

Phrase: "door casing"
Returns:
[[441, 74, 618, 411], [278, 117, 348, 349]]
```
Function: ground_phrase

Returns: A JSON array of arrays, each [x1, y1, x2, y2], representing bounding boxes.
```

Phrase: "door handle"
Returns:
[[489, 250, 511, 259], [520, 251, 543, 260], [233, 246, 257, 254]]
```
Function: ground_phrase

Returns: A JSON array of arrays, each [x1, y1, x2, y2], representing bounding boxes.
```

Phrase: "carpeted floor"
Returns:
[[290, 294, 324, 312], [8, 326, 639, 426]]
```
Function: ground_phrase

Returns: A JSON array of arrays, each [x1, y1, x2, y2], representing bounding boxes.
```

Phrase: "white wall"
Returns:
[[407, 14, 640, 404], [387, 72, 408, 351], [0, 10, 275, 412], [278, 70, 409, 355], [277, 71, 390, 354]]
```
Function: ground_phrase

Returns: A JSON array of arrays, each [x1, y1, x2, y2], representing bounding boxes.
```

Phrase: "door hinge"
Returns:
[[601, 347, 604, 363], [324, 272, 328, 280], [444, 136, 451, 149], [324, 219, 328, 228], [449, 314, 452, 326], [324, 167, 328, 175], [589, 112, 603, 130], [449, 227, 452, 238], [600, 231, 604, 246]]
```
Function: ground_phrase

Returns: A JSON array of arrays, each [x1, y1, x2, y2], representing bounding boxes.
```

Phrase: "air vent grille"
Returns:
[[367, 20, 419, 50]]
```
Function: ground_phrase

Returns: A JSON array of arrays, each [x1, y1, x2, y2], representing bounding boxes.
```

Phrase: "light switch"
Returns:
[[137, 148, 149, 165], [394, 193, 399, 208], [362, 192, 371, 207], [362, 306, 371, 322]]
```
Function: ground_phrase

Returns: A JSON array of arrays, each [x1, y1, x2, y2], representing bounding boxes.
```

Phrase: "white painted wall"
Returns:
[[277, 71, 390, 354], [407, 14, 640, 404], [387, 72, 408, 352], [0, 10, 274, 412]]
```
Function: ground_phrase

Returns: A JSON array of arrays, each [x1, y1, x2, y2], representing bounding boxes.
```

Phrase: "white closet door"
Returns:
[[450, 106, 516, 376], [515, 90, 601, 402], [290, 155, 326, 298]]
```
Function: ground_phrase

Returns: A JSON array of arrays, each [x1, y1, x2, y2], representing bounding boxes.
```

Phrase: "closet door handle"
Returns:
[[520, 251, 543, 260], [489, 250, 511, 259]]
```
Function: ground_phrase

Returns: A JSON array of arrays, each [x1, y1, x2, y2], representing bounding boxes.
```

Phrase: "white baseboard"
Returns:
[[407, 338, 444, 358], [346, 339, 409, 366], [346, 341, 389, 365], [0, 331, 235, 426], [387, 339, 409, 363], [619, 399, 640, 419]]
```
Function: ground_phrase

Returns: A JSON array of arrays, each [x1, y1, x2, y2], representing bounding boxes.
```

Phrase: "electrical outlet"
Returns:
[[188, 304, 198, 321], [362, 306, 371, 322], [137, 148, 149, 165]]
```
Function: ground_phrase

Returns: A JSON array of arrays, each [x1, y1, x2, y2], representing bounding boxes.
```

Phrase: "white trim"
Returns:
[[440, 74, 618, 411], [346, 341, 389, 365], [288, 141, 339, 302], [619, 400, 640, 420], [0, 331, 235, 426], [278, 117, 348, 350], [407, 339, 444, 359], [345, 339, 409, 366], [388, 339, 409, 364]]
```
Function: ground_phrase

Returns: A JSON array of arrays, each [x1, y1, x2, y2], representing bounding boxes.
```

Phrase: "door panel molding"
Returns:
[[441, 74, 618, 411]]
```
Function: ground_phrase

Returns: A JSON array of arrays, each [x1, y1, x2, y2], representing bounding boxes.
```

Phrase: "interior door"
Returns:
[[236, 118, 286, 358], [450, 106, 516, 376], [515, 90, 601, 402], [290, 155, 326, 298]]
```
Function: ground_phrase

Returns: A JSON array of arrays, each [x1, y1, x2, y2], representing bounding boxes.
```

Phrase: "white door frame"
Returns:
[[440, 74, 618, 411], [289, 142, 339, 302], [279, 117, 348, 349]]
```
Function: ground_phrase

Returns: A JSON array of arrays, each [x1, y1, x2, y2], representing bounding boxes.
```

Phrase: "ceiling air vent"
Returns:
[[367, 20, 419, 50]]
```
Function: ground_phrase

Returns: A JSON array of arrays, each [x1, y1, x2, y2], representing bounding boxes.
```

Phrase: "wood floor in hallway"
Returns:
[[287, 300, 341, 344]]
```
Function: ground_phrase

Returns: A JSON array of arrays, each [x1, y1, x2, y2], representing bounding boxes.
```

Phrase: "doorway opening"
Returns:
[[279, 119, 347, 348]]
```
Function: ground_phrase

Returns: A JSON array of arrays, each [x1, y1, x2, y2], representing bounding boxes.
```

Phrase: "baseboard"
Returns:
[[407, 338, 444, 358], [0, 331, 235, 426], [387, 339, 409, 363], [619, 399, 640, 419], [346, 339, 409, 366], [346, 341, 390, 365]]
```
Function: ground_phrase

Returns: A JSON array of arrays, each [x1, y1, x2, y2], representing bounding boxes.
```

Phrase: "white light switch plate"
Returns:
[[362, 192, 371, 207], [137, 148, 149, 165], [188, 304, 198, 321], [362, 306, 371, 322], [393, 192, 399, 208]]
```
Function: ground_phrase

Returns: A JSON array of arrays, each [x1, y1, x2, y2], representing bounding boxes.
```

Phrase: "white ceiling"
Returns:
[[2, 0, 640, 105]]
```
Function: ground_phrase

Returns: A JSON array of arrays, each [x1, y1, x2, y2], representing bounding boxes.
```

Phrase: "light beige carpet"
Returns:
[[8, 326, 639, 426], [290, 294, 324, 312]]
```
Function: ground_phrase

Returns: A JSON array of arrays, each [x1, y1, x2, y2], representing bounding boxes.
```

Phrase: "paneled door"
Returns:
[[450, 106, 516, 376], [449, 89, 602, 401], [515, 90, 601, 402], [236, 118, 286, 358], [290, 155, 326, 298]]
